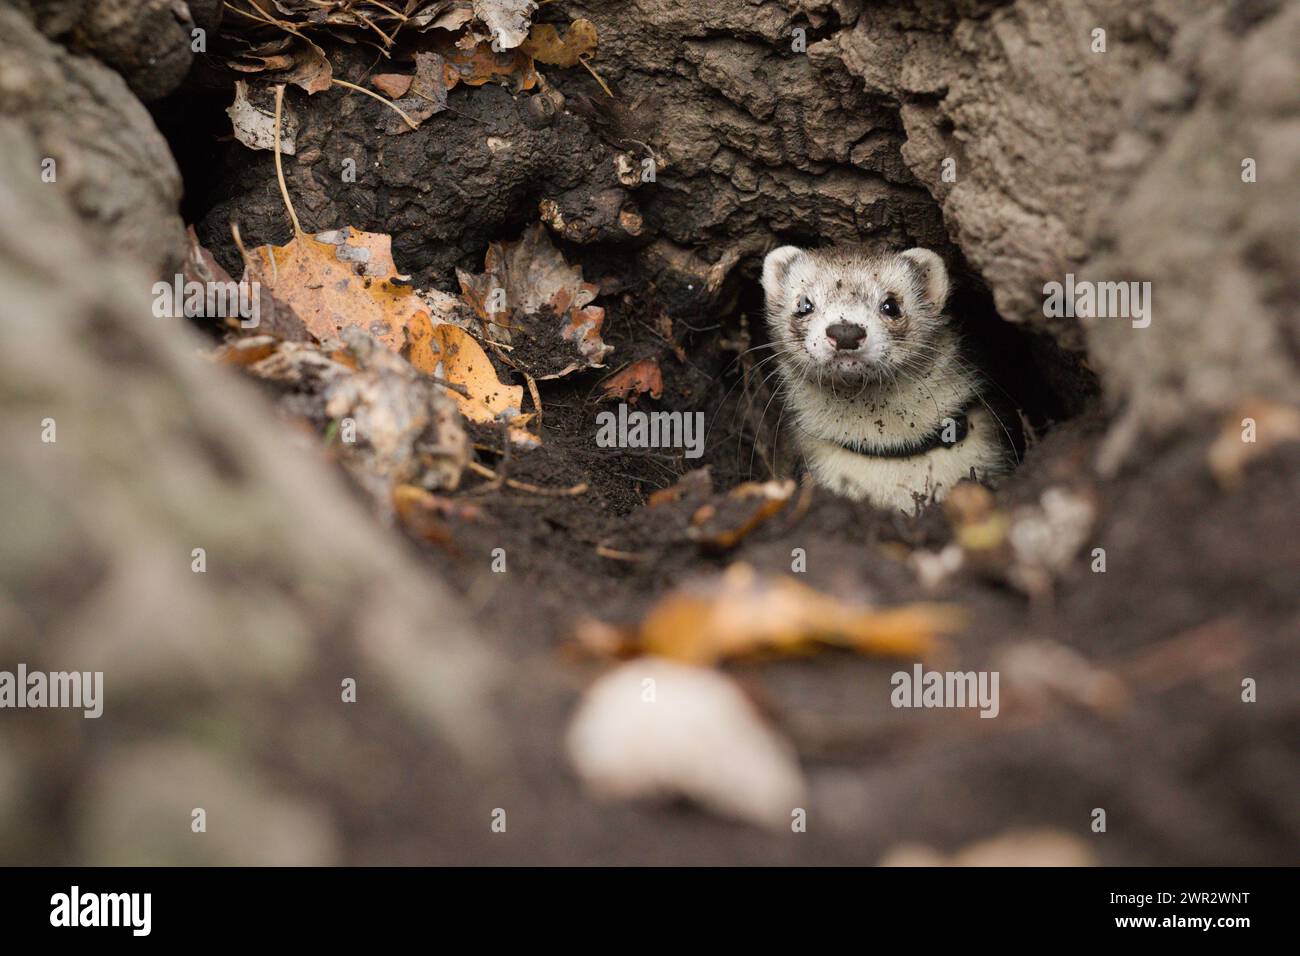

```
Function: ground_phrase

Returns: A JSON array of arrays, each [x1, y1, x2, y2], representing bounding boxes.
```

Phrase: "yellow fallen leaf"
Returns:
[[636, 563, 961, 665], [247, 226, 428, 351], [405, 316, 536, 445]]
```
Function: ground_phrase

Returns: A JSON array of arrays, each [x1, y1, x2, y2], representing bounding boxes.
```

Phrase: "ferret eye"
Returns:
[[795, 295, 815, 316], [880, 295, 900, 318]]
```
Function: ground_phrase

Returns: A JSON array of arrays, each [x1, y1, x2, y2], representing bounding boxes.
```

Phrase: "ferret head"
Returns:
[[762, 245, 951, 386]]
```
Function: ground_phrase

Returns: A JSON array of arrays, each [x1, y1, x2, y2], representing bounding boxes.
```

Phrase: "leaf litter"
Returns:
[[210, 82, 605, 528], [217, 1, 603, 142], [457, 223, 613, 378]]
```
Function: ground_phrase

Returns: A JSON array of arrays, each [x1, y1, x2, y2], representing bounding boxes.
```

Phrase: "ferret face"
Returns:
[[762, 246, 952, 386]]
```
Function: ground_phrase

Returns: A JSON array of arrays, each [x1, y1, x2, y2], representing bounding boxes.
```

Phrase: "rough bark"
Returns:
[[22, 0, 203, 101], [0, 4, 187, 275], [0, 117, 500, 863]]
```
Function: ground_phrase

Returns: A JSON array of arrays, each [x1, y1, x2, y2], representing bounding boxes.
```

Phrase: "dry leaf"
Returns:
[[371, 73, 413, 98], [381, 51, 450, 134], [436, 36, 538, 90], [521, 18, 598, 68], [215, 335, 279, 367], [322, 328, 469, 492], [456, 223, 611, 377], [227, 80, 297, 154], [410, 2, 475, 32], [600, 357, 662, 402], [687, 480, 795, 550], [647, 467, 712, 508], [616, 563, 960, 665], [226, 37, 332, 94], [236, 328, 469, 496], [185, 226, 310, 341], [472, 0, 536, 50], [566, 659, 806, 830], [268, 39, 333, 94], [244, 226, 428, 351], [405, 316, 536, 445]]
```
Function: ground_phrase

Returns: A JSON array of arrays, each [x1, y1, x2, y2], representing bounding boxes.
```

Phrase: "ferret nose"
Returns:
[[825, 322, 866, 351]]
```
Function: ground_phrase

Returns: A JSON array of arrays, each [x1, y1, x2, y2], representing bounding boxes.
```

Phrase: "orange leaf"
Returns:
[[405, 317, 536, 445], [635, 563, 961, 665], [688, 480, 795, 550], [600, 357, 663, 402], [246, 226, 428, 352]]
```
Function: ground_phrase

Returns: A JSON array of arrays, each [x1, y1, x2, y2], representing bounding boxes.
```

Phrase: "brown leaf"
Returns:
[[244, 226, 429, 352], [184, 226, 310, 341], [410, 3, 475, 32], [215, 335, 279, 367], [647, 467, 713, 508], [521, 18, 598, 68], [381, 51, 450, 134], [227, 37, 333, 94], [600, 357, 662, 402], [456, 223, 611, 377], [435, 36, 537, 91], [371, 73, 413, 98]]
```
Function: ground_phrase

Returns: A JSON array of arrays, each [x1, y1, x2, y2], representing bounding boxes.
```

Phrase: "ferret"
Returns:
[[761, 244, 1015, 512]]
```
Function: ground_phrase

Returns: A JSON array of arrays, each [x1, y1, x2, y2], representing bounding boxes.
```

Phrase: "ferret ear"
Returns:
[[762, 246, 805, 302], [900, 248, 950, 310]]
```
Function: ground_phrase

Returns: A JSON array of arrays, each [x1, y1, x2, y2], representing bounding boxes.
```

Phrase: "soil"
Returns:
[[314, 313, 1299, 865]]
